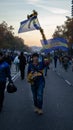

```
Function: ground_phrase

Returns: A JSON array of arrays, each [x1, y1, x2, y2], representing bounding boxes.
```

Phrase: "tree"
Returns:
[[52, 17, 73, 48], [0, 21, 31, 52]]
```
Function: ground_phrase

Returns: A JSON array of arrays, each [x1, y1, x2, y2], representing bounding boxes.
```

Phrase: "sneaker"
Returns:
[[37, 109, 43, 115]]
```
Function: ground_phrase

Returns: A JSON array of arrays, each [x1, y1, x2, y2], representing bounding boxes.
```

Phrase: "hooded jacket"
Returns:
[[0, 60, 12, 82]]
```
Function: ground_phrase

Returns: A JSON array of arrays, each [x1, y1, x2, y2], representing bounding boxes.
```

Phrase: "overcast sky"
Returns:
[[0, 0, 71, 46]]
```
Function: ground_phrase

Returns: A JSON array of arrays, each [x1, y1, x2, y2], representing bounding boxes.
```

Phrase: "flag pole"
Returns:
[[39, 28, 47, 40], [27, 10, 47, 41]]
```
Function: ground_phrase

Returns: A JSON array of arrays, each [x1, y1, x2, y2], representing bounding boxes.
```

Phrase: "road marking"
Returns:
[[53, 70, 72, 87], [65, 80, 72, 86], [12, 72, 20, 81]]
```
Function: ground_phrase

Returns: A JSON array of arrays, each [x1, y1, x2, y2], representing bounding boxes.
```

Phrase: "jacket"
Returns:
[[27, 62, 45, 85], [0, 61, 12, 82]]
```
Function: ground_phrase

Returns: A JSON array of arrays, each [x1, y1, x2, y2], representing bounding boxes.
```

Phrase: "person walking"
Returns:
[[14, 54, 19, 72], [44, 55, 50, 76], [27, 53, 45, 115], [18, 52, 26, 80], [0, 52, 12, 112], [54, 54, 58, 69]]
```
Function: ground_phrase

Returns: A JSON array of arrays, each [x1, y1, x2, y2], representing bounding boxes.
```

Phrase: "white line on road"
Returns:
[[54, 70, 72, 86], [12, 72, 20, 81], [65, 80, 72, 86]]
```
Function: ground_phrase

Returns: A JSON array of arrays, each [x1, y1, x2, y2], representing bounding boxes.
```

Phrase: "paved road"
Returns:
[[51, 60, 73, 86], [0, 67, 73, 130]]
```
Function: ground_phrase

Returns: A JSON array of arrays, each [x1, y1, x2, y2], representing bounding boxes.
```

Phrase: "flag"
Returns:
[[41, 37, 68, 52], [18, 16, 41, 33]]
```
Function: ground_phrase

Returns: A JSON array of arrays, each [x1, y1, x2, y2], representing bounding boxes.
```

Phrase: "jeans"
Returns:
[[31, 78, 45, 109], [44, 66, 48, 76], [20, 69, 25, 79]]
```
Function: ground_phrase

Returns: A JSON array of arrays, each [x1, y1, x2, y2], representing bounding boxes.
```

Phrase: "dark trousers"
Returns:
[[20, 68, 25, 79], [54, 60, 57, 68], [31, 79, 45, 109], [0, 82, 6, 109]]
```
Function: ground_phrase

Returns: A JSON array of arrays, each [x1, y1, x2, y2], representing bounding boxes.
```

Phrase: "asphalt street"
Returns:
[[0, 65, 73, 130], [51, 60, 73, 86]]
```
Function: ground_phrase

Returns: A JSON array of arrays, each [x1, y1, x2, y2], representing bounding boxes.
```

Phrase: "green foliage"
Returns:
[[0, 21, 31, 52], [52, 17, 73, 48]]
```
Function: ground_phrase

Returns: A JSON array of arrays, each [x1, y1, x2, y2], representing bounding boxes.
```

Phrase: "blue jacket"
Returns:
[[0, 61, 12, 82], [28, 62, 45, 73]]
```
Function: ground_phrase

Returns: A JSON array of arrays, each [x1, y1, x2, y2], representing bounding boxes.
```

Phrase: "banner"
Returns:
[[18, 16, 41, 33], [41, 37, 68, 52]]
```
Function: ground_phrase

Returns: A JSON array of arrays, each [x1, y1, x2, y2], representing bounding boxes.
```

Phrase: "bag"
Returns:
[[27, 72, 34, 84], [7, 82, 17, 93]]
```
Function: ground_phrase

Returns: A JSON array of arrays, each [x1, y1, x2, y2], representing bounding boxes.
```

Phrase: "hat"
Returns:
[[32, 53, 39, 58]]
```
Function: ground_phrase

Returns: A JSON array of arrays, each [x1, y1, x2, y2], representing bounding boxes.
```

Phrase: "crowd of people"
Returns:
[[0, 49, 73, 115]]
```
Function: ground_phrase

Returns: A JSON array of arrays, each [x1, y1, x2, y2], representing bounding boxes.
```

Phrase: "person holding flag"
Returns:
[[27, 53, 45, 115]]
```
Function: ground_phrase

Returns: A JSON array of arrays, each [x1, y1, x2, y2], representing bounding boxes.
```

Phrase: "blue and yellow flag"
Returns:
[[41, 37, 68, 52], [18, 16, 41, 33]]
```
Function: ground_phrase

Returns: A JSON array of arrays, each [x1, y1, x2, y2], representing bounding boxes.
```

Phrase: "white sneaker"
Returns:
[[37, 109, 43, 115]]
